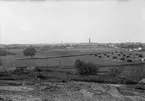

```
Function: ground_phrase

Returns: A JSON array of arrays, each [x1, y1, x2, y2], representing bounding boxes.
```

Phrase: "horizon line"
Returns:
[[0, 41, 145, 45]]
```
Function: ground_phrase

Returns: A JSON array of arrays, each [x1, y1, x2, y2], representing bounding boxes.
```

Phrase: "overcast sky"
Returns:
[[0, 0, 145, 44]]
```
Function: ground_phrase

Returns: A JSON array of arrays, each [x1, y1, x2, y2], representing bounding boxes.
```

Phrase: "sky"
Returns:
[[0, 0, 145, 44]]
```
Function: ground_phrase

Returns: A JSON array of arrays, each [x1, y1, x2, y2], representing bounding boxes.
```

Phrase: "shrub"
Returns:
[[120, 58, 125, 61], [123, 79, 138, 84], [0, 48, 6, 56], [90, 54, 93, 56], [120, 66, 145, 84], [139, 54, 143, 58], [118, 54, 120, 56], [129, 53, 132, 55], [127, 59, 132, 62], [94, 54, 98, 57], [127, 56, 130, 58], [74, 59, 99, 76], [98, 56, 102, 58], [109, 67, 123, 78], [107, 55, 110, 57], [104, 54, 107, 56], [113, 56, 117, 59]]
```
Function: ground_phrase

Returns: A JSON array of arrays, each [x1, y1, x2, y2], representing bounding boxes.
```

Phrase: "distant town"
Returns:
[[1, 38, 145, 52]]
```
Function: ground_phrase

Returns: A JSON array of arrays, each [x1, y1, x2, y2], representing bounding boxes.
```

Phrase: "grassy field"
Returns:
[[0, 47, 144, 71], [1, 47, 123, 69]]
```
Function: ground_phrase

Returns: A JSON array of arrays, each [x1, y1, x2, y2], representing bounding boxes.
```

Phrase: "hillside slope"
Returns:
[[0, 81, 144, 101]]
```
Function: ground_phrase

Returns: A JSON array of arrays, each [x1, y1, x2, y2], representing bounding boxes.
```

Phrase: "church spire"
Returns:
[[89, 37, 91, 44]]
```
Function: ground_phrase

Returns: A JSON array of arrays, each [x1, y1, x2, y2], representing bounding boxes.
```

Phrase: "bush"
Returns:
[[120, 58, 125, 61], [124, 79, 138, 84], [98, 56, 102, 58], [113, 56, 117, 59], [74, 60, 99, 76], [109, 67, 123, 78], [118, 66, 145, 84], [94, 54, 98, 57], [139, 54, 143, 58], [0, 48, 6, 56], [90, 54, 93, 56], [127, 59, 132, 62], [104, 54, 107, 56], [127, 56, 130, 58]]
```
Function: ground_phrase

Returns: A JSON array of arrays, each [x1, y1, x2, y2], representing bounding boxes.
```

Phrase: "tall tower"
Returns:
[[89, 37, 91, 44]]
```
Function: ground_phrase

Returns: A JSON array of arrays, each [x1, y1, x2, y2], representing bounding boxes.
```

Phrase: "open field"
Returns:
[[1, 47, 118, 68], [1, 47, 143, 70], [0, 47, 143, 76]]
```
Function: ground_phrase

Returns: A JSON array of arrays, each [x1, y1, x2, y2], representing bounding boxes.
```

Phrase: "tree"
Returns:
[[0, 59, 2, 66], [23, 46, 36, 58], [0, 48, 6, 56], [74, 59, 99, 75]]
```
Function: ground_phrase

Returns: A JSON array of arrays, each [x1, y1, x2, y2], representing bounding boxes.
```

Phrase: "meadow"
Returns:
[[0, 47, 143, 72], [1, 47, 121, 69]]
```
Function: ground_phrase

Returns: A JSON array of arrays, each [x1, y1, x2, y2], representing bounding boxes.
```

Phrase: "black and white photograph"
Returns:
[[0, 0, 145, 101]]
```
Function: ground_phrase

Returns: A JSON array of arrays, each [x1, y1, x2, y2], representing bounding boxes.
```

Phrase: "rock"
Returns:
[[80, 89, 94, 97], [123, 97, 133, 101], [139, 79, 145, 85], [107, 86, 123, 98], [90, 84, 106, 92]]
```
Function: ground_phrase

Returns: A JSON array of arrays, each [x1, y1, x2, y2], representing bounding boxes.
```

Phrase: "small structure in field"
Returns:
[[140, 58, 145, 62]]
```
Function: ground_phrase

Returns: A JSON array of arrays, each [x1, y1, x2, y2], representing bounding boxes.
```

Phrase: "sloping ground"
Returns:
[[0, 81, 144, 101]]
